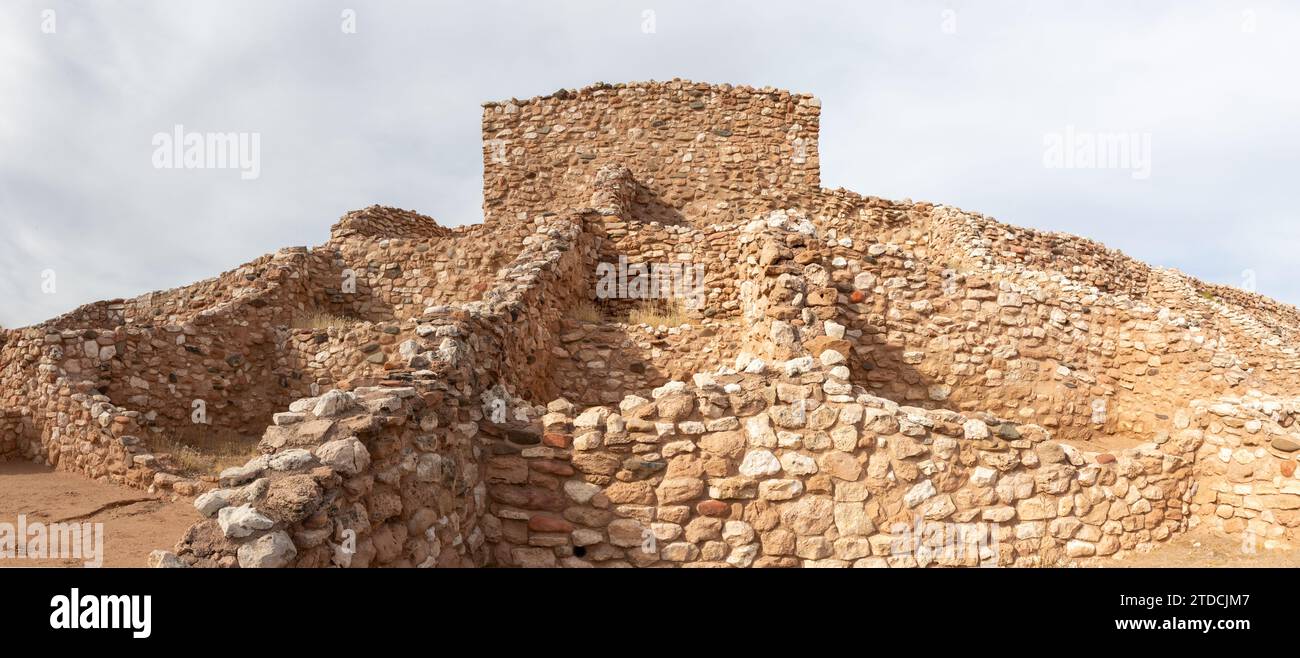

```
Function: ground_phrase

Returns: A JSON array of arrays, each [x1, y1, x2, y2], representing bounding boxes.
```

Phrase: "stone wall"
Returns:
[[164, 215, 605, 566], [483, 365, 1198, 568], [172, 386, 488, 568], [1184, 393, 1300, 550], [482, 80, 822, 224], [6, 80, 1300, 567], [0, 339, 189, 492]]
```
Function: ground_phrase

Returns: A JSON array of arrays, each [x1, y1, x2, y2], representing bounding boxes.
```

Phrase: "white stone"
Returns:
[[970, 466, 998, 487], [312, 389, 357, 418], [739, 450, 782, 477], [193, 489, 233, 518], [784, 356, 815, 376], [779, 452, 818, 475], [962, 419, 990, 440], [574, 406, 612, 428], [759, 479, 804, 500], [237, 531, 297, 568], [903, 480, 937, 508], [398, 339, 422, 359], [272, 412, 305, 426], [819, 350, 846, 367], [726, 544, 759, 568], [148, 550, 187, 568], [315, 437, 371, 475], [652, 381, 688, 398], [217, 504, 274, 538], [618, 396, 650, 414], [268, 449, 316, 471], [722, 521, 755, 546], [218, 456, 268, 487]]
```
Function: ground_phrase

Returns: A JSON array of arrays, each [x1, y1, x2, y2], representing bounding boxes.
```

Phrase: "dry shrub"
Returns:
[[627, 298, 689, 327], [150, 426, 262, 477], [294, 311, 357, 330], [572, 299, 605, 323]]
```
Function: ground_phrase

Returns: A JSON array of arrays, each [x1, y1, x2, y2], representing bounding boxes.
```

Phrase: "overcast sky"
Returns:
[[2, 0, 1298, 328]]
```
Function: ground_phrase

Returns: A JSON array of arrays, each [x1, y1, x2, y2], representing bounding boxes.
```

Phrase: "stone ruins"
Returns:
[[3, 80, 1300, 568]]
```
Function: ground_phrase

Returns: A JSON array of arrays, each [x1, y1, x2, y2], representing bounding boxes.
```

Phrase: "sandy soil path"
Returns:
[[1085, 526, 1300, 568], [0, 461, 198, 568]]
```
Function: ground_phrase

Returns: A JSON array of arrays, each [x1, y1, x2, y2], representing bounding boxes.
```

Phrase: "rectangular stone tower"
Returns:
[[481, 80, 822, 224]]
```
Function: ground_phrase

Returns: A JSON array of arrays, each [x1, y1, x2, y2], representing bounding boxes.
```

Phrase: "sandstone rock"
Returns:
[[820, 451, 862, 481], [657, 477, 705, 504], [608, 519, 647, 548], [1273, 437, 1300, 453], [759, 479, 804, 501], [564, 479, 602, 504], [780, 497, 834, 535], [261, 475, 323, 524]]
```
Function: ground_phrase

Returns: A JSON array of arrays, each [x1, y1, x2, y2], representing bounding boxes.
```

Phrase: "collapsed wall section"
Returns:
[[172, 386, 488, 568], [162, 215, 603, 566]]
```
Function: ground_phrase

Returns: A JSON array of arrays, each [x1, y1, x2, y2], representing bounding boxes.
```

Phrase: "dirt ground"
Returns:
[[1086, 526, 1300, 568], [0, 461, 199, 568]]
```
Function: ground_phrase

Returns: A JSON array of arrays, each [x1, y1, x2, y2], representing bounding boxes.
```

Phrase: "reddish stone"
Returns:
[[542, 432, 570, 448], [696, 500, 730, 517], [1282, 460, 1296, 478], [1094, 453, 1116, 464], [849, 290, 867, 304], [804, 336, 853, 358], [489, 484, 565, 511], [529, 459, 575, 477], [527, 515, 574, 533]]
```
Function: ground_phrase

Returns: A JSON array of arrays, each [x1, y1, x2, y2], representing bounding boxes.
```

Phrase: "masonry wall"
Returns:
[[1185, 395, 1300, 549], [166, 215, 606, 566], [0, 206, 575, 495], [6, 80, 1300, 569], [173, 386, 489, 568], [0, 331, 182, 492], [482, 80, 822, 224], [485, 370, 1198, 568]]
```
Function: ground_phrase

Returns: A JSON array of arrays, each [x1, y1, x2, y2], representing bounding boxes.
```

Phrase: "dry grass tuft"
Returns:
[[295, 311, 357, 330], [150, 427, 262, 477], [572, 299, 606, 323], [627, 299, 689, 327]]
